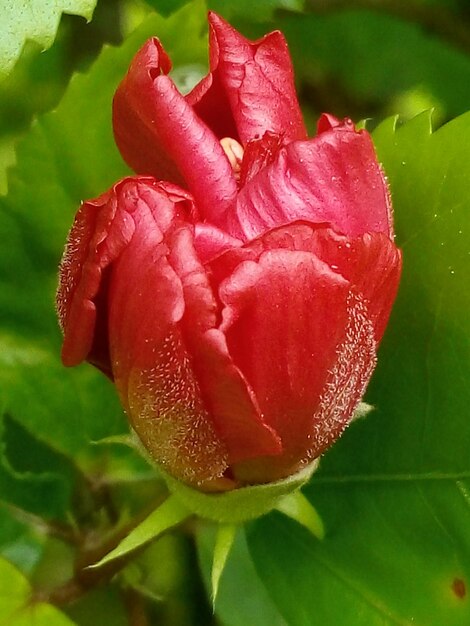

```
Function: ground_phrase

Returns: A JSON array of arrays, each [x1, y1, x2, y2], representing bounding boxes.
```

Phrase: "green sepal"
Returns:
[[89, 460, 321, 572], [275, 490, 325, 540], [211, 524, 238, 608], [88, 494, 191, 569], [162, 459, 320, 524]]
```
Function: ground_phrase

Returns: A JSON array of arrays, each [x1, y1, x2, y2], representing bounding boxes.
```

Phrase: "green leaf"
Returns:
[[247, 111, 470, 625], [0, 333, 127, 470], [0, 503, 45, 574], [89, 495, 190, 568], [0, 136, 16, 195], [0, 413, 74, 519], [65, 587, 129, 626], [0, 556, 76, 624], [0, 0, 97, 79]]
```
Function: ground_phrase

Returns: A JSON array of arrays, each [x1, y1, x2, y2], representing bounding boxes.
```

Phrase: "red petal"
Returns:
[[188, 12, 306, 145], [210, 225, 379, 482], [167, 227, 282, 464], [316, 112, 355, 134], [239, 131, 284, 187], [228, 121, 393, 240], [57, 176, 191, 373], [109, 254, 230, 486], [186, 72, 240, 142], [113, 39, 237, 223], [219, 249, 350, 480], [185, 15, 239, 140], [58, 179, 139, 372], [193, 222, 243, 264], [303, 227, 402, 342], [113, 39, 183, 184], [211, 221, 402, 344], [101, 183, 230, 485]]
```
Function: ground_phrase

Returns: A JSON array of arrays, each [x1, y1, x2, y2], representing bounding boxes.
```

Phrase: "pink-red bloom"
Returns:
[[57, 13, 401, 490]]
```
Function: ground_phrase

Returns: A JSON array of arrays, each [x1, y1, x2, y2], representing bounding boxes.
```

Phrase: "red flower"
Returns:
[[57, 14, 401, 490]]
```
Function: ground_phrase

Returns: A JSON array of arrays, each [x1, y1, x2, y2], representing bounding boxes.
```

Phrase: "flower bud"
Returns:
[[57, 14, 401, 492]]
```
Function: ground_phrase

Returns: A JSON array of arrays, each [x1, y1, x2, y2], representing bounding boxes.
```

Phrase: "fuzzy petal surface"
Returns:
[[210, 223, 378, 482], [165, 227, 282, 465], [304, 227, 402, 342]]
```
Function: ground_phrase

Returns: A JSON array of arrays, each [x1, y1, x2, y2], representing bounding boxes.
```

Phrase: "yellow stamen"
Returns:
[[220, 137, 244, 178]]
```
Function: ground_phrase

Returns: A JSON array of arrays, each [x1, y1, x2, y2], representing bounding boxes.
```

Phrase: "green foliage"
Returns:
[[0, 556, 76, 624], [210, 524, 237, 606], [247, 112, 470, 625], [0, 413, 75, 520], [208, 0, 303, 20], [0, 0, 98, 79], [143, 0, 191, 16], [0, 504, 45, 574]]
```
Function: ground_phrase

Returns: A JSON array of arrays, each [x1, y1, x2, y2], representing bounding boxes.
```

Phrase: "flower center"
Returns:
[[220, 137, 244, 180]]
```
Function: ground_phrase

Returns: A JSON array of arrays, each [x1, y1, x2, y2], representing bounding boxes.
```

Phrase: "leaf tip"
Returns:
[[211, 524, 238, 609], [276, 491, 325, 540]]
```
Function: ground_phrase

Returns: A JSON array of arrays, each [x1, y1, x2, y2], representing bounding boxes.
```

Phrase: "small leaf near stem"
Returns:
[[211, 524, 238, 609], [275, 491, 325, 540], [88, 494, 191, 569]]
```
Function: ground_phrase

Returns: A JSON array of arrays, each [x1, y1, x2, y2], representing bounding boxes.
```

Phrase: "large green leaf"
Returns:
[[0, 0, 97, 79], [0, 332, 127, 467], [0, 330, 154, 521], [247, 111, 470, 625], [0, 556, 76, 624]]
